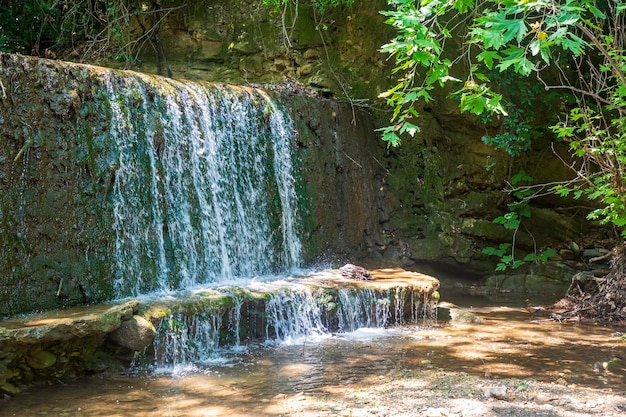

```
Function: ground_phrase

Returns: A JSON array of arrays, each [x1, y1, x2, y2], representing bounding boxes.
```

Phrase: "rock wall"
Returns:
[[102, 0, 393, 104], [0, 54, 117, 316], [287, 95, 383, 261], [0, 53, 384, 316]]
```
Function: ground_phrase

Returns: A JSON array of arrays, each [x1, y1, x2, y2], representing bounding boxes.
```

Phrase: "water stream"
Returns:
[[3, 288, 625, 417], [141, 272, 434, 368]]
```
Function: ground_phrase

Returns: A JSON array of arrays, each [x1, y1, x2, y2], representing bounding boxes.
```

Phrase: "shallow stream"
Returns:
[[3, 277, 625, 417]]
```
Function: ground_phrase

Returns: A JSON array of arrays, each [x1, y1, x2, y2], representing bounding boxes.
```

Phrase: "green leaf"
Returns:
[[539, 44, 552, 64], [497, 47, 524, 72], [477, 11, 528, 45], [516, 56, 535, 76], [476, 50, 501, 70], [539, 248, 557, 261], [558, 33, 587, 55], [523, 253, 538, 262], [460, 93, 487, 114], [494, 212, 520, 229], [399, 121, 420, 137], [529, 40, 541, 56], [474, 72, 490, 82], [377, 127, 402, 147], [588, 4, 607, 19], [453, 0, 473, 13], [557, 13, 580, 27], [518, 206, 531, 218], [471, 27, 505, 50], [511, 170, 532, 184]]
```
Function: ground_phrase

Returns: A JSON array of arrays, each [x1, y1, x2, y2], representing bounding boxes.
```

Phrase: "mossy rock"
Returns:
[[26, 350, 57, 370]]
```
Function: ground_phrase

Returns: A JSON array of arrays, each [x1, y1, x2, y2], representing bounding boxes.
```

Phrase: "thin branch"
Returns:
[[343, 152, 362, 168], [314, 11, 357, 124], [537, 78, 615, 107], [82, 4, 187, 61], [280, 0, 297, 50], [575, 22, 626, 89], [550, 142, 596, 188]]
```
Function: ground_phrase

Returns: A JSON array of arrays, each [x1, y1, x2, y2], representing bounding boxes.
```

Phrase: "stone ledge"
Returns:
[[0, 269, 439, 396]]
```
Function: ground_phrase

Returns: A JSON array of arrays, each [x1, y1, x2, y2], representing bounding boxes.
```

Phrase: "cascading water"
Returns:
[[90, 71, 437, 369], [52, 65, 440, 372], [101, 73, 302, 297], [146, 282, 435, 367], [264, 287, 330, 343]]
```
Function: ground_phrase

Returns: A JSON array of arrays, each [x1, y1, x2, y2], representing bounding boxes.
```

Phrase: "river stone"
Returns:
[[437, 302, 482, 323], [297, 63, 314, 77], [583, 248, 605, 258], [26, 350, 57, 369], [303, 48, 320, 61], [110, 315, 156, 351], [340, 264, 372, 280]]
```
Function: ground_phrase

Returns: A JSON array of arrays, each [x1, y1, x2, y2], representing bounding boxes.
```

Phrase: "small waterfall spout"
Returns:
[[139, 270, 439, 368], [99, 74, 301, 297]]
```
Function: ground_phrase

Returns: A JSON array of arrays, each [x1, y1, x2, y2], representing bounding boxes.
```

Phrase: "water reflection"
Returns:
[[3, 304, 625, 417]]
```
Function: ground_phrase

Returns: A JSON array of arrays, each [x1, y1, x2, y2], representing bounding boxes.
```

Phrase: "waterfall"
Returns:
[[335, 287, 412, 332], [146, 282, 434, 367], [98, 73, 301, 297], [153, 310, 225, 366], [264, 287, 329, 343]]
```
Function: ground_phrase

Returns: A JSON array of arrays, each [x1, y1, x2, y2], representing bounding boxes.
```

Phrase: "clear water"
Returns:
[[4, 300, 625, 417], [143, 272, 434, 367]]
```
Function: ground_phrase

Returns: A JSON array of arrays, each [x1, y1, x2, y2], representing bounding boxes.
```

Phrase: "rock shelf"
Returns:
[[0, 268, 439, 396]]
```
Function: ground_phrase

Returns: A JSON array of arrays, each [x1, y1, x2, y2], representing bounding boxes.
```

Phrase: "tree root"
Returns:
[[549, 244, 626, 323]]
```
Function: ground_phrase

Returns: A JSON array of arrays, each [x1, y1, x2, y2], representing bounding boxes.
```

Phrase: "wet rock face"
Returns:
[[0, 54, 126, 316], [25, 350, 57, 370], [285, 95, 384, 260]]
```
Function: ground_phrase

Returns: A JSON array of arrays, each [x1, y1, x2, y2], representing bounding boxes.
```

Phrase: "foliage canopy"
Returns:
[[379, 0, 626, 242]]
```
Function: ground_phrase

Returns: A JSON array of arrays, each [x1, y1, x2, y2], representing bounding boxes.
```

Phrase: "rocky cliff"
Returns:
[[0, 53, 383, 316]]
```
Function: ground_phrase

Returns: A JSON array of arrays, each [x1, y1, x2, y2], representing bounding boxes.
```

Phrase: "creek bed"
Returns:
[[2, 303, 626, 417]]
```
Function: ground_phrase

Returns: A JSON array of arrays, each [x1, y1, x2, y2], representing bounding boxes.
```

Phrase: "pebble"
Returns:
[[568, 241, 580, 255], [484, 385, 507, 399], [583, 248, 604, 258], [422, 407, 450, 416]]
